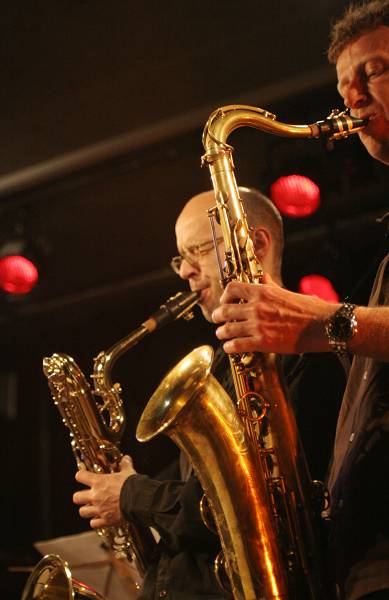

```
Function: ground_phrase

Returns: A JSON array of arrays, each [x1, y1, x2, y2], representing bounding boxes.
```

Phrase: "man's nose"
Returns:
[[344, 83, 368, 111], [179, 257, 199, 280]]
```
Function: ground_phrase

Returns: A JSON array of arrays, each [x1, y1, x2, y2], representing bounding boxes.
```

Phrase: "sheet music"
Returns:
[[35, 530, 141, 599]]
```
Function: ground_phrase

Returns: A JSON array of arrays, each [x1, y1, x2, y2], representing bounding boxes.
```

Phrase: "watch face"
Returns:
[[335, 315, 354, 340], [326, 303, 357, 352]]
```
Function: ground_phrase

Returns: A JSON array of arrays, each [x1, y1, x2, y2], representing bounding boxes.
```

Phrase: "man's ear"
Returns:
[[251, 227, 271, 259]]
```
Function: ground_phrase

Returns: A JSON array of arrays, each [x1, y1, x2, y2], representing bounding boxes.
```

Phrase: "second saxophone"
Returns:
[[42, 290, 199, 588]]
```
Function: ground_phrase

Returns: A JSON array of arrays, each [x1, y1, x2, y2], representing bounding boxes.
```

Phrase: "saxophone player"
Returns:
[[73, 187, 344, 599], [213, 3, 389, 599]]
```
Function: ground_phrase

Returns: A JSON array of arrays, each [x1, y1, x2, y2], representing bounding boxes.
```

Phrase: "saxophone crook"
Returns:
[[91, 289, 199, 432], [202, 105, 366, 156]]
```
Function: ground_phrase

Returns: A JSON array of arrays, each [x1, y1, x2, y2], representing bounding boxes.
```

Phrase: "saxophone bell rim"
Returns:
[[136, 345, 214, 443]]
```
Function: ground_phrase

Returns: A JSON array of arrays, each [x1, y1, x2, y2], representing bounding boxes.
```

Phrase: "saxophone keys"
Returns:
[[238, 391, 269, 422]]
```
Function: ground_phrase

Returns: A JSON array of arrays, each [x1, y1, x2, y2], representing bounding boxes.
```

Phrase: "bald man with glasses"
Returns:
[[72, 187, 343, 599]]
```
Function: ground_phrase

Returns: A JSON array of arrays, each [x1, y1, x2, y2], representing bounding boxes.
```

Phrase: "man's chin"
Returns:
[[196, 286, 222, 322], [360, 131, 389, 165], [198, 297, 219, 323], [199, 304, 214, 323]]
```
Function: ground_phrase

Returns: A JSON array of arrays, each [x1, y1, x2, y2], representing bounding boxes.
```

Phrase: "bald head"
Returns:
[[175, 190, 219, 237], [174, 187, 283, 321], [176, 187, 283, 274], [239, 187, 284, 277]]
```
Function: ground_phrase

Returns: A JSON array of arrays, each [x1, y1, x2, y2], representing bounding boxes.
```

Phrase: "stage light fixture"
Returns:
[[270, 174, 320, 217], [298, 274, 339, 302], [0, 255, 38, 295], [0, 239, 39, 296]]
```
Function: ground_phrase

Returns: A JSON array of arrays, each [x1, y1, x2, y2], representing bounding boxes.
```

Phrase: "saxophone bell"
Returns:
[[136, 346, 286, 600], [20, 554, 106, 600]]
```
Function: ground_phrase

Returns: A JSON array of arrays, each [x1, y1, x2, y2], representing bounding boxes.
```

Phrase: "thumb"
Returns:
[[120, 455, 135, 472], [262, 272, 276, 286]]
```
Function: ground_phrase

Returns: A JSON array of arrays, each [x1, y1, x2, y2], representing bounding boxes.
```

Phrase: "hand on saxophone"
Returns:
[[212, 273, 337, 354], [73, 455, 137, 529]]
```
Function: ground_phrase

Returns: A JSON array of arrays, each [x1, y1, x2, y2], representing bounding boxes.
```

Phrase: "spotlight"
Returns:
[[298, 274, 339, 302], [0, 239, 39, 296], [270, 174, 320, 217], [0, 255, 38, 295]]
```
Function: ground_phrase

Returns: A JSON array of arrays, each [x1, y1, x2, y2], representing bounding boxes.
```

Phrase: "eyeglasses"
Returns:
[[170, 236, 224, 275]]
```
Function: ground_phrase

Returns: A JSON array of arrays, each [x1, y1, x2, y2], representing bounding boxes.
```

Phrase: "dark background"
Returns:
[[1, 1, 388, 596]]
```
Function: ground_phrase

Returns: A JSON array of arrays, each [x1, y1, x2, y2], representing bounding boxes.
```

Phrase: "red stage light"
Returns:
[[270, 174, 320, 217], [0, 255, 39, 295], [299, 274, 339, 302]]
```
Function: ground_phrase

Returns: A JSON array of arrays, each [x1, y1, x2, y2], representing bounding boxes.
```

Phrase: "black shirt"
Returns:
[[328, 253, 389, 600], [121, 472, 223, 600]]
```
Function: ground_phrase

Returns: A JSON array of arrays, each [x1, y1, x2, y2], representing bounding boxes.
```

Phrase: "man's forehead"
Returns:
[[176, 210, 223, 248], [176, 211, 211, 242], [336, 26, 389, 80]]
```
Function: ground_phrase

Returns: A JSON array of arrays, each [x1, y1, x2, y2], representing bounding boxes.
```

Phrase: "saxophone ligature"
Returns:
[[42, 290, 199, 586], [136, 106, 366, 600]]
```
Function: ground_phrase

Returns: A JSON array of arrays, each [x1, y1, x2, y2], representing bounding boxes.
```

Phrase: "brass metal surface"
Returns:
[[20, 554, 106, 600], [137, 346, 284, 600]]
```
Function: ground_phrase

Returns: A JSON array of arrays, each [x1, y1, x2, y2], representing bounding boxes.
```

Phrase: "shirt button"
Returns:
[[349, 432, 355, 442], [159, 591, 167, 598]]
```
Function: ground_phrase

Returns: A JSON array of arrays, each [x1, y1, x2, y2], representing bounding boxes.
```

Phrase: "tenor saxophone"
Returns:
[[136, 107, 366, 600], [42, 290, 199, 584]]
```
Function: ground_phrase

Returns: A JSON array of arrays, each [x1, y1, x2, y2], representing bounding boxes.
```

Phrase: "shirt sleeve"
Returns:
[[120, 473, 185, 538], [119, 473, 219, 554], [170, 474, 220, 553]]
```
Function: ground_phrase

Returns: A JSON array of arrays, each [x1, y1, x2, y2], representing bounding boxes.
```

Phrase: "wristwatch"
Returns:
[[325, 302, 358, 355]]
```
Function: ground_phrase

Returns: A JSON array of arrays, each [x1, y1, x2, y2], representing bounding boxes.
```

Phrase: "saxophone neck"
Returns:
[[94, 290, 200, 380], [202, 104, 367, 159], [201, 104, 367, 288], [92, 290, 200, 432]]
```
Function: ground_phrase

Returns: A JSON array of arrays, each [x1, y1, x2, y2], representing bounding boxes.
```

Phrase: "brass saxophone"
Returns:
[[136, 107, 366, 600], [42, 290, 199, 585]]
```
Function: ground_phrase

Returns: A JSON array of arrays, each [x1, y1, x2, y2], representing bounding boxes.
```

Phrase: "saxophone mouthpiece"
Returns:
[[310, 108, 368, 141], [143, 290, 200, 332]]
